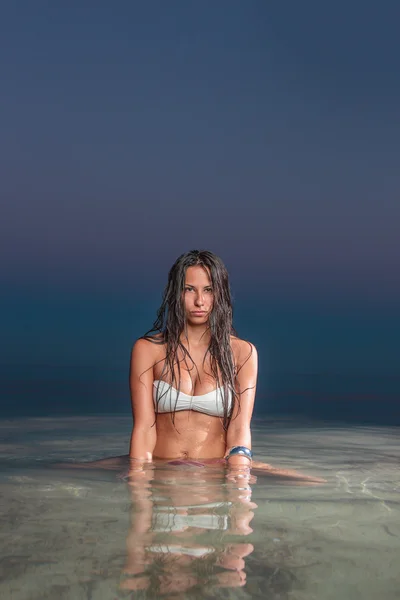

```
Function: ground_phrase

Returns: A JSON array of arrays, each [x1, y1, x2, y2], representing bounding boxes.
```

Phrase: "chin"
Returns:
[[188, 315, 209, 325]]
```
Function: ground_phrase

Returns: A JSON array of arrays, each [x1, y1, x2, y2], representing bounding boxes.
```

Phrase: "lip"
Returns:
[[191, 311, 207, 316]]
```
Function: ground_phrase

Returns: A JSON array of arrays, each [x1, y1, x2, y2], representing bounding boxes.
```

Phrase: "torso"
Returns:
[[151, 336, 239, 459], [154, 412, 226, 459]]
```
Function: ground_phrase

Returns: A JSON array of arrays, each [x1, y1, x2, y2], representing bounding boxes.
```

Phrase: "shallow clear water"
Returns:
[[0, 416, 399, 599]]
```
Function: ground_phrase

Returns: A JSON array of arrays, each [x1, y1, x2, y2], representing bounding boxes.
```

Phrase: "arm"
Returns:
[[226, 341, 325, 484], [225, 341, 258, 468], [129, 338, 157, 462]]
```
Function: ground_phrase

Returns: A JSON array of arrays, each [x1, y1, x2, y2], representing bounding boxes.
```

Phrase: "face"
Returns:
[[183, 265, 214, 324]]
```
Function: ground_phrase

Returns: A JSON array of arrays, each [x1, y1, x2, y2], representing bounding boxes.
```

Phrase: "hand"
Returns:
[[251, 460, 326, 483]]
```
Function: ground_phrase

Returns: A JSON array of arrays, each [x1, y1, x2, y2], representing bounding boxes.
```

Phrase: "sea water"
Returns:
[[0, 416, 399, 600]]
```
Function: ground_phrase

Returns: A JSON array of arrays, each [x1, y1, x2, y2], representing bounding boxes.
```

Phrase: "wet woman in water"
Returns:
[[129, 249, 256, 471]]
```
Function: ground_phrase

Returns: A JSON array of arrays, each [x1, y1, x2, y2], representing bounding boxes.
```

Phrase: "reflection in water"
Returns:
[[121, 463, 257, 594]]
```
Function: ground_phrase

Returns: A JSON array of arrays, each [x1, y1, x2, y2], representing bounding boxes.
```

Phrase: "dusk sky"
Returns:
[[1, 1, 399, 291], [1, 2, 399, 411]]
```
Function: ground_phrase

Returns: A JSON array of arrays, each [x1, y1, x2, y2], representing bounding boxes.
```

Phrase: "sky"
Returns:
[[0, 2, 399, 419], [1, 1, 399, 294]]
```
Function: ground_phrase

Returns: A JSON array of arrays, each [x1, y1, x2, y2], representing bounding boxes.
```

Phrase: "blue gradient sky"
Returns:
[[1, 2, 399, 292], [1, 2, 399, 397]]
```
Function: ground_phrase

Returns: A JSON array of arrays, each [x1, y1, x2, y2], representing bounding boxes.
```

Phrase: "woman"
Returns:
[[129, 249, 255, 471], [127, 249, 322, 482]]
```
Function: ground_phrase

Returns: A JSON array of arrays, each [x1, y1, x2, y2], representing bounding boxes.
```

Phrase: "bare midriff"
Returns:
[[153, 410, 226, 459]]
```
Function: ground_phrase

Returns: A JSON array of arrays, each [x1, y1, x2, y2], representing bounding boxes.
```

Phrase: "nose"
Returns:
[[194, 292, 205, 307]]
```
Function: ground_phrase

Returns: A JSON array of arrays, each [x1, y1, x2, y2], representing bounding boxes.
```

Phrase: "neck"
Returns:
[[180, 323, 211, 347]]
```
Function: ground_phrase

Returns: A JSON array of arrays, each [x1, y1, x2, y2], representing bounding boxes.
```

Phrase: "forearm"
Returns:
[[129, 426, 156, 461], [225, 427, 252, 468]]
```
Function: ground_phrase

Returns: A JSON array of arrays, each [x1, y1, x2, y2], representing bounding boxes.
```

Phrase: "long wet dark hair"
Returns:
[[141, 249, 240, 429]]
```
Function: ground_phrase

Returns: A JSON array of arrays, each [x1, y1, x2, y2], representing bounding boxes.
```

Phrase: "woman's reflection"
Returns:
[[121, 462, 257, 594]]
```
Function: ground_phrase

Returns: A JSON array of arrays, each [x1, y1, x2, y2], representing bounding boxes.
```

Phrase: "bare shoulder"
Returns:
[[130, 335, 164, 374], [230, 335, 258, 370]]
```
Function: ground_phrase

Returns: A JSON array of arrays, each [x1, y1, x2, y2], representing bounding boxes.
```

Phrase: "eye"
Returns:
[[205, 288, 213, 293], [185, 286, 194, 292]]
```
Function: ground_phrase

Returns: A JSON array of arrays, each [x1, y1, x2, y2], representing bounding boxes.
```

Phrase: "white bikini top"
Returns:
[[153, 380, 232, 417]]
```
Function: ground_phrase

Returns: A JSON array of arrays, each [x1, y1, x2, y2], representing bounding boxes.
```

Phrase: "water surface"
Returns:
[[1, 416, 399, 599]]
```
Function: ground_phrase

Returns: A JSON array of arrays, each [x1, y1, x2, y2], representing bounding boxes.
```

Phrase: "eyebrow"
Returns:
[[184, 284, 212, 288]]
